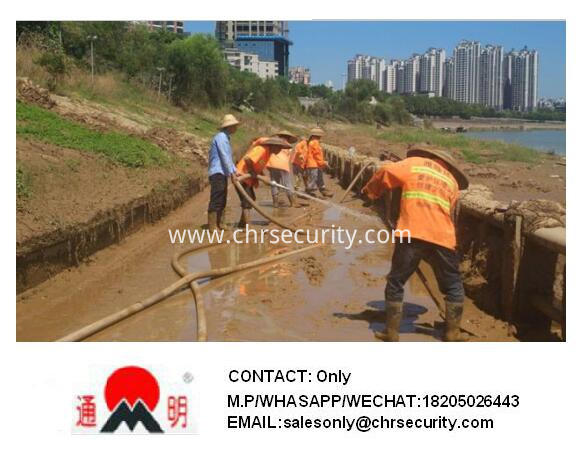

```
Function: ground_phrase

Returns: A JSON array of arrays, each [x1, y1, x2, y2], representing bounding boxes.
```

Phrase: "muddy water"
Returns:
[[16, 177, 515, 342]]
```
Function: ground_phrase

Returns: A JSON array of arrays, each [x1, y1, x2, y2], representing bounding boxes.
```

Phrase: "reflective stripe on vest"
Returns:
[[402, 190, 451, 212], [411, 166, 455, 190]]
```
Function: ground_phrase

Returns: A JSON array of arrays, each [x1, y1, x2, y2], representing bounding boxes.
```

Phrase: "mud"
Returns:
[[17, 175, 518, 342]]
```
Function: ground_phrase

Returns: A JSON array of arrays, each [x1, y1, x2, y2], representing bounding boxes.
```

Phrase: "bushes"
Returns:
[[35, 50, 69, 90], [167, 34, 229, 107]]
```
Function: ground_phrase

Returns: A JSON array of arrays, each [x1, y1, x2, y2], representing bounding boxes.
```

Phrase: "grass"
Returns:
[[377, 127, 544, 164], [16, 102, 170, 168], [16, 166, 32, 200]]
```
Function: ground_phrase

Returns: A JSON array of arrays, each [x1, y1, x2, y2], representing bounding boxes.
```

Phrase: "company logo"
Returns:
[[73, 365, 197, 435], [101, 366, 163, 433]]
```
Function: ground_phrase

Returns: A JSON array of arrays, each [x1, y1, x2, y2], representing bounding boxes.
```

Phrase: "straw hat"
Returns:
[[219, 114, 240, 129], [274, 130, 298, 143], [407, 145, 469, 190], [309, 127, 325, 137], [261, 137, 292, 149]]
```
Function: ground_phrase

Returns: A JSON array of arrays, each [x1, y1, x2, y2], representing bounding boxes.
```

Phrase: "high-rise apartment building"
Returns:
[[443, 58, 456, 100], [346, 54, 385, 90], [453, 40, 481, 104], [403, 55, 420, 94], [344, 41, 539, 111], [506, 47, 539, 111], [419, 48, 446, 96], [382, 60, 400, 94], [479, 45, 504, 110]]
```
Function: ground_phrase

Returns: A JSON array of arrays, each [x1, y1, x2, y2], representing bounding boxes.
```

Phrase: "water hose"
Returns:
[[57, 174, 321, 342], [57, 243, 320, 342], [233, 174, 305, 233]]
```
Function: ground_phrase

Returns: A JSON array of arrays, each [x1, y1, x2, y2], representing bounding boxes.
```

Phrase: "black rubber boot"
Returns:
[[443, 301, 469, 342], [375, 301, 403, 342], [207, 211, 218, 232], [216, 210, 226, 230]]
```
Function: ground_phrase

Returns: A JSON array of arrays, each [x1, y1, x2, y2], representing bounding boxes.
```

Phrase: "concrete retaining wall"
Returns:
[[324, 144, 566, 339]]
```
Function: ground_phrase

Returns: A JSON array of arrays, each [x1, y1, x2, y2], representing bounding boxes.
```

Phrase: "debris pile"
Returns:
[[16, 77, 55, 108], [460, 184, 502, 214], [505, 200, 566, 233]]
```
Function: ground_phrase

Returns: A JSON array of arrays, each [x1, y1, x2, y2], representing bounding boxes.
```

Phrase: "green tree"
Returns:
[[167, 34, 228, 107]]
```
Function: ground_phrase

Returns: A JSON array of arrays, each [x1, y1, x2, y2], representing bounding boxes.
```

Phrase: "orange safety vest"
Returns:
[[362, 156, 460, 250], [305, 138, 326, 169], [236, 144, 272, 187], [267, 148, 291, 172], [291, 139, 308, 169]]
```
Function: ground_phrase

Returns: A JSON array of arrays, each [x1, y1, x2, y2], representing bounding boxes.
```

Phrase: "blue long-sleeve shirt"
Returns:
[[208, 131, 236, 177]]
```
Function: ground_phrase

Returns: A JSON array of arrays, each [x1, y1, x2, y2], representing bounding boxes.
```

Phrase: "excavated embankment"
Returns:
[[17, 175, 207, 293], [324, 144, 566, 339]]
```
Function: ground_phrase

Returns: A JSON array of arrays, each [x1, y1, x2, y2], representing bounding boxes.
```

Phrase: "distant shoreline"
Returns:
[[431, 118, 566, 131]]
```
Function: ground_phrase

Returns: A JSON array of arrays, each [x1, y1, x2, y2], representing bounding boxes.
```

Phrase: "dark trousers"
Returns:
[[235, 182, 256, 209], [208, 173, 228, 212], [386, 239, 465, 304], [305, 168, 326, 192]]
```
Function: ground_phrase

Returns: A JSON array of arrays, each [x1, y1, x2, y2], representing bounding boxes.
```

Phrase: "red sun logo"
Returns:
[[104, 366, 160, 412]]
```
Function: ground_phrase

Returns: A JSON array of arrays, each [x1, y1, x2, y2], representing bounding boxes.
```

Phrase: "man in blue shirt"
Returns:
[[207, 114, 240, 231]]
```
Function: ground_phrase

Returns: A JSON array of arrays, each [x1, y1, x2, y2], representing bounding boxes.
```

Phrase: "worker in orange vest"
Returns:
[[291, 136, 308, 192], [305, 127, 333, 199], [362, 146, 470, 342], [266, 130, 304, 208], [235, 137, 291, 227]]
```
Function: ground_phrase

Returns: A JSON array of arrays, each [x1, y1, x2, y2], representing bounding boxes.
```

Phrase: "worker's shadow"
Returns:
[[333, 301, 437, 338]]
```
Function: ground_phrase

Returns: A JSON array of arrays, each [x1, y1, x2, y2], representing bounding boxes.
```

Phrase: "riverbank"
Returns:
[[431, 117, 566, 131]]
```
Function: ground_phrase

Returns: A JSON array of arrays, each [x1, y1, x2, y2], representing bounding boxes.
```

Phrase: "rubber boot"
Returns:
[[207, 211, 218, 232], [216, 210, 226, 230], [443, 301, 469, 342], [320, 188, 334, 198], [217, 210, 231, 236], [375, 301, 403, 342], [288, 193, 304, 208], [238, 209, 251, 229]]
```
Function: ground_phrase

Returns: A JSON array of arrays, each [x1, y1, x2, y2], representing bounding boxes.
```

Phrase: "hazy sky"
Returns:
[[184, 21, 565, 98]]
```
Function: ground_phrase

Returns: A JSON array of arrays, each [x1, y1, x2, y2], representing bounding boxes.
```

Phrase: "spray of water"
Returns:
[[269, 181, 383, 227]]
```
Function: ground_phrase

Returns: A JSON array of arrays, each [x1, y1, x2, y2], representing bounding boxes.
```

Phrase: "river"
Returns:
[[465, 129, 566, 156]]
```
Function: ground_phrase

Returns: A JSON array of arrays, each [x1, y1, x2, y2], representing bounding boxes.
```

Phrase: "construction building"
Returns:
[[215, 21, 291, 78]]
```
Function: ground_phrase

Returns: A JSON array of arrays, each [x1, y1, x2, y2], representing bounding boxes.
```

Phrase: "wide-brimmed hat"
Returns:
[[407, 145, 469, 190], [261, 137, 292, 149], [274, 130, 298, 143], [309, 127, 324, 137], [219, 114, 240, 129]]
